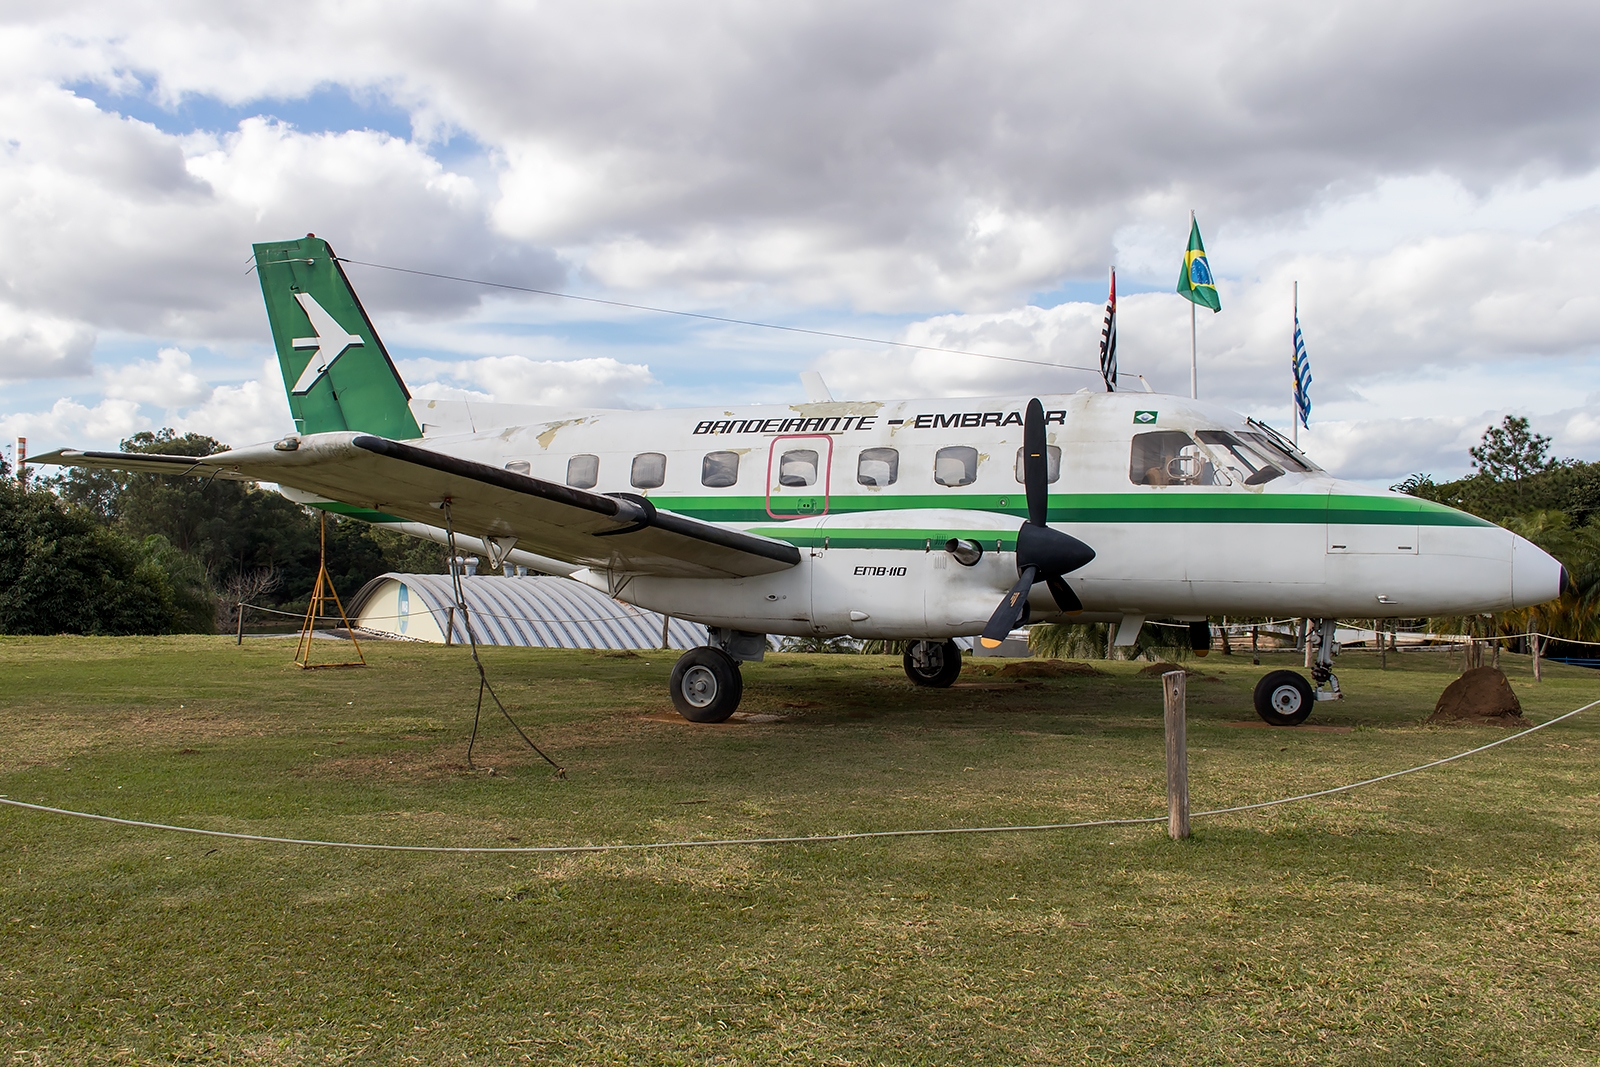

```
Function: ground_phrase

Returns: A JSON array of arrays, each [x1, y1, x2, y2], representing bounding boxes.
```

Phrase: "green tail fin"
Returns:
[[253, 235, 423, 439]]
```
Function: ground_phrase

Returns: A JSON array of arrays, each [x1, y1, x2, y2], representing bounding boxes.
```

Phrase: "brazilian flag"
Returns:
[[1176, 216, 1221, 312]]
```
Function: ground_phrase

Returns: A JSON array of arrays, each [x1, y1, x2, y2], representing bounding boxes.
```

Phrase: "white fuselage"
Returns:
[[316, 390, 1563, 639]]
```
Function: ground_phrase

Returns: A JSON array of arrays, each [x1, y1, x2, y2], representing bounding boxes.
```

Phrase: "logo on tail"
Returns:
[[290, 292, 365, 394]]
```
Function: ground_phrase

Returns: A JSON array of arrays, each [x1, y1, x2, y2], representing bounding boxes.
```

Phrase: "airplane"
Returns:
[[31, 235, 1566, 728]]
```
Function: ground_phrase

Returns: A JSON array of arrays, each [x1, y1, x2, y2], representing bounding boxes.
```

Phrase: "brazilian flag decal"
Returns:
[[1177, 217, 1221, 312]]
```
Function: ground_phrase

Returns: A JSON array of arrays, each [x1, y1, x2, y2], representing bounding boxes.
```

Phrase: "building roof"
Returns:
[[347, 573, 707, 650]]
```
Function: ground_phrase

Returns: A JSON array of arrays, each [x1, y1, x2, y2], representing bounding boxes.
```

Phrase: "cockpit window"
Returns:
[[1130, 431, 1215, 486], [1197, 430, 1283, 485], [1240, 431, 1315, 473]]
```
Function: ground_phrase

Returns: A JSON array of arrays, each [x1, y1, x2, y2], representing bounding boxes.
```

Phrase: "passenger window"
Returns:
[[566, 454, 598, 489], [857, 447, 898, 487], [778, 449, 819, 487], [630, 452, 666, 489], [701, 450, 740, 488], [1013, 446, 1062, 484], [505, 460, 531, 476], [1130, 432, 1212, 486], [934, 446, 979, 487], [1197, 431, 1283, 485]]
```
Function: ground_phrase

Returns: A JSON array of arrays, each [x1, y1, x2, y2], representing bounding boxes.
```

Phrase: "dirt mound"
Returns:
[[1139, 662, 1203, 677], [996, 659, 1108, 678], [1427, 667, 1529, 727]]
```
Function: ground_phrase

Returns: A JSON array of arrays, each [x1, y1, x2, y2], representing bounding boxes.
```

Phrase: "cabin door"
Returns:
[[765, 435, 833, 519]]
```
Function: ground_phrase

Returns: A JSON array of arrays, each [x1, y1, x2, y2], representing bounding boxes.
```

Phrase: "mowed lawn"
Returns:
[[1, 636, 1597, 1065]]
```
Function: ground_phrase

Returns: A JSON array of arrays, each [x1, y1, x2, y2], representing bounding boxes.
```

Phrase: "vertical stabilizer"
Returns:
[[253, 235, 422, 439]]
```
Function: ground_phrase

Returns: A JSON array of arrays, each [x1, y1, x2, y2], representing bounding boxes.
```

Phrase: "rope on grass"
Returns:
[[3, 697, 1596, 854]]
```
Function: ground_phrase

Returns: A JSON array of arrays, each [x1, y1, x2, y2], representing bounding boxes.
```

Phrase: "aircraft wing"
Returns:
[[27, 449, 263, 481], [31, 434, 801, 580]]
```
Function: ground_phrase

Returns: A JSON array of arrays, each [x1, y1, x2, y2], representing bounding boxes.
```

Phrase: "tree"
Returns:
[[1470, 416, 1555, 482], [0, 479, 199, 635]]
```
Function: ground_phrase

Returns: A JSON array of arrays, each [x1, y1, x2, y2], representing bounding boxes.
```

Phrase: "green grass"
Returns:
[[2, 636, 1598, 1065]]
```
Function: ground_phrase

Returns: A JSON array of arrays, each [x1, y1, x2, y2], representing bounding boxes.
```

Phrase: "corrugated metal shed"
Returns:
[[348, 573, 707, 650]]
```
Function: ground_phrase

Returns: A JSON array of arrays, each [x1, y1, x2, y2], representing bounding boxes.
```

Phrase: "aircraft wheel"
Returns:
[[903, 639, 963, 688], [670, 647, 743, 723], [1253, 669, 1314, 727]]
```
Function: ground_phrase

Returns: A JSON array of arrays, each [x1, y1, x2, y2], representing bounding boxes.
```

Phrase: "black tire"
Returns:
[[670, 647, 743, 723], [903, 639, 963, 688], [1253, 669, 1314, 726]]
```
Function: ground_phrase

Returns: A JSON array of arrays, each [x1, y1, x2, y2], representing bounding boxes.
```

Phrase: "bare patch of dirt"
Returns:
[[1428, 667, 1530, 727], [1139, 662, 1204, 677], [996, 659, 1109, 679]]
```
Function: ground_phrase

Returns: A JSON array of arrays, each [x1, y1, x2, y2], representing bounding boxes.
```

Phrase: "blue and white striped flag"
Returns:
[[1292, 301, 1312, 430]]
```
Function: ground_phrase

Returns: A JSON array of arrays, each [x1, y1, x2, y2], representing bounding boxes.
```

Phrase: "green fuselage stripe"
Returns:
[[651, 492, 1490, 529]]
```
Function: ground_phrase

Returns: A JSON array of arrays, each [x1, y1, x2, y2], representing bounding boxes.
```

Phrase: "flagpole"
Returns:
[[1292, 280, 1299, 448], [1189, 210, 1198, 399]]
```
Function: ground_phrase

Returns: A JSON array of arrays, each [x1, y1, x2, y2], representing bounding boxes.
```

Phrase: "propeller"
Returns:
[[979, 399, 1096, 649]]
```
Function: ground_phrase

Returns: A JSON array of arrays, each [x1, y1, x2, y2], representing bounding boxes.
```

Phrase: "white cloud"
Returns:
[[100, 346, 210, 406], [0, 396, 147, 446], [0, 302, 96, 380], [169, 357, 293, 447], [402, 354, 658, 409], [4, 1, 1600, 481]]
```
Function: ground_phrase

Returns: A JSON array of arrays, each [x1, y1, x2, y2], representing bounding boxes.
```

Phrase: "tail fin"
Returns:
[[253, 235, 422, 439]]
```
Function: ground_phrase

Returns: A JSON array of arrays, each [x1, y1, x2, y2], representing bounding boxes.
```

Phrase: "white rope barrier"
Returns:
[[3, 696, 1595, 855]]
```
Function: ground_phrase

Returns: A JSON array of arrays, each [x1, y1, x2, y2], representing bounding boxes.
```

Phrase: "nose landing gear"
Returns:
[[1252, 617, 1341, 726]]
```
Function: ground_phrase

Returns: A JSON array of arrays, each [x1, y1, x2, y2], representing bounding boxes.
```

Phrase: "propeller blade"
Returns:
[[1188, 620, 1211, 657], [1044, 575, 1082, 613], [979, 565, 1037, 647], [1023, 398, 1048, 527]]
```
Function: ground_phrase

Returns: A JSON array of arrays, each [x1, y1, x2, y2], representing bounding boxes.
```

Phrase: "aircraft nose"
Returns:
[[1511, 534, 1564, 608]]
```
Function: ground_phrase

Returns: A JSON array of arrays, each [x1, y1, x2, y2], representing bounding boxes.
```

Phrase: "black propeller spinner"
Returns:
[[978, 398, 1096, 648]]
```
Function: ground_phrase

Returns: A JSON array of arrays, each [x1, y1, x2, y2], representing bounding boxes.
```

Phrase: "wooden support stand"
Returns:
[[295, 514, 366, 670], [1163, 670, 1190, 840]]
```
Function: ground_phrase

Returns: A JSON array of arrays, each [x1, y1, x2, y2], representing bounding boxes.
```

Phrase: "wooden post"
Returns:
[[1379, 619, 1387, 670], [661, 614, 671, 651], [1251, 625, 1259, 666], [445, 606, 455, 647], [1163, 670, 1190, 841], [1532, 629, 1542, 683], [236, 602, 245, 646]]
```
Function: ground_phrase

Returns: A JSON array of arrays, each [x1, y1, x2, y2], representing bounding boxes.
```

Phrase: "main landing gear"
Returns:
[[1251, 617, 1341, 727], [903, 639, 964, 688], [669, 627, 767, 723], [669, 646, 743, 723], [668, 633, 968, 722]]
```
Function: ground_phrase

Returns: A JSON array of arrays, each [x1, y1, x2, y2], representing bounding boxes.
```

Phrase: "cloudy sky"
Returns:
[[3, 0, 1600, 483]]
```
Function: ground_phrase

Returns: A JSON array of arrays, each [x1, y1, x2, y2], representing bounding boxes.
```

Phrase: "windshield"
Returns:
[[1196, 430, 1283, 485], [1243, 421, 1321, 472]]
